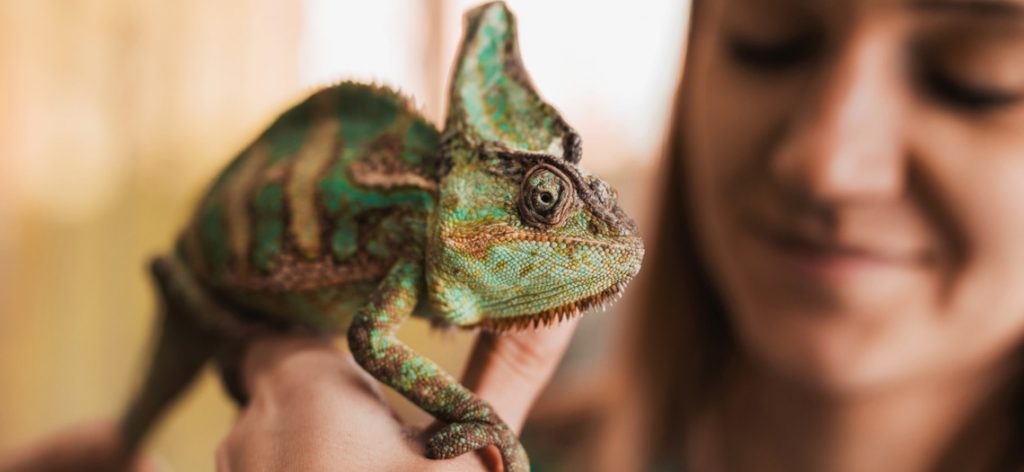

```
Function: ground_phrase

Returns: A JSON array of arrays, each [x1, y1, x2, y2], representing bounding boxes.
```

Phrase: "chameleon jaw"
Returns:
[[475, 280, 628, 333]]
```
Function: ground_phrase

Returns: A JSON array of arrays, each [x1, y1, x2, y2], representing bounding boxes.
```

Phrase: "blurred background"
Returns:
[[0, 1, 687, 470]]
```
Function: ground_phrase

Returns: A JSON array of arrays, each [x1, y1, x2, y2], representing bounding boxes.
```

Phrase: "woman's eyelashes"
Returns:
[[725, 30, 1023, 113], [914, 59, 1023, 112], [725, 32, 821, 71]]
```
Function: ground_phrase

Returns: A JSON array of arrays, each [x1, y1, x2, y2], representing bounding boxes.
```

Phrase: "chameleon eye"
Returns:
[[519, 164, 575, 229]]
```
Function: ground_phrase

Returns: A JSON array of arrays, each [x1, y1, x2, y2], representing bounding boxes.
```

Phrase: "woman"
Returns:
[[610, 0, 1024, 470], [7, 0, 1024, 470]]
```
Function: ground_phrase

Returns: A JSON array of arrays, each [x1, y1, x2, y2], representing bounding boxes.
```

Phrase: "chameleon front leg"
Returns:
[[347, 260, 529, 472]]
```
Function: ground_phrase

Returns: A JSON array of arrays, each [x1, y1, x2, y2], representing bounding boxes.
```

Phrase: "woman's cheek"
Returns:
[[909, 116, 1024, 360]]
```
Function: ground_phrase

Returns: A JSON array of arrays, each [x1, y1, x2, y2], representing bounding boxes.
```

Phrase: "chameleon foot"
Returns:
[[426, 421, 529, 472]]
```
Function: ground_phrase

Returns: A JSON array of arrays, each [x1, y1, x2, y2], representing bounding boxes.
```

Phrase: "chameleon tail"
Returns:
[[119, 257, 223, 458]]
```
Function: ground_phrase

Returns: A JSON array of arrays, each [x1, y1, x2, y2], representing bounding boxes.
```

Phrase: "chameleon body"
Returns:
[[120, 3, 643, 471], [180, 81, 441, 331]]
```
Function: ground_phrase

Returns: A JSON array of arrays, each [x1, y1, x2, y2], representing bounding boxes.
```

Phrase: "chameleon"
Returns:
[[118, 2, 643, 471]]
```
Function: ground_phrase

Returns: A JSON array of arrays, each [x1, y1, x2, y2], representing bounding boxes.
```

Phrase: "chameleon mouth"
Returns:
[[475, 281, 628, 333]]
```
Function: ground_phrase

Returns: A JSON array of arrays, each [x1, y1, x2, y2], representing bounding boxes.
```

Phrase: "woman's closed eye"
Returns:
[[911, 23, 1024, 113], [725, 32, 821, 71], [915, 63, 1023, 112]]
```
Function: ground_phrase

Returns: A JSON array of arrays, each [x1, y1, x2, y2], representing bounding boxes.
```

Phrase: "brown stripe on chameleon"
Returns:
[[223, 142, 270, 272], [259, 161, 290, 183], [348, 144, 438, 192], [441, 223, 641, 259], [348, 111, 438, 192], [312, 130, 345, 263], [245, 166, 290, 273], [247, 128, 305, 273], [220, 251, 388, 292], [287, 98, 342, 260]]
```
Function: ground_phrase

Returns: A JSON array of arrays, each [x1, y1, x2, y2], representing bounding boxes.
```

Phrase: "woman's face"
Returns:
[[686, 0, 1024, 391]]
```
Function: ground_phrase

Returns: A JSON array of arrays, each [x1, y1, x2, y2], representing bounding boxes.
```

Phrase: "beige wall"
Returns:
[[0, 1, 303, 470]]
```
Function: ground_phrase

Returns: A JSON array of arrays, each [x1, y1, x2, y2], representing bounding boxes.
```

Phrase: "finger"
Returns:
[[224, 340, 477, 472], [238, 333, 340, 399], [461, 318, 581, 432]]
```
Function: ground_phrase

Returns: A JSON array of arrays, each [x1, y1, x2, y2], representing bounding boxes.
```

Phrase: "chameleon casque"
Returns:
[[119, 2, 643, 471]]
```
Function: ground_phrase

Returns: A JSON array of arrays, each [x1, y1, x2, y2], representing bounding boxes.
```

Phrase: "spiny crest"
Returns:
[[301, 79, 425, 118], [477, 281, 628, 332], [444, 1, 581, 164]]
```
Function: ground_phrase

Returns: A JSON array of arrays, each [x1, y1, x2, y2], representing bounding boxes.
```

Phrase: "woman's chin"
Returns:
[[729, 295, 944, 395]]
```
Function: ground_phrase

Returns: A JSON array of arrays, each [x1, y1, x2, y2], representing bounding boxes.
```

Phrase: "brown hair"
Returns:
[[609, 2, 741, 465], [624, 69, 735, 472]]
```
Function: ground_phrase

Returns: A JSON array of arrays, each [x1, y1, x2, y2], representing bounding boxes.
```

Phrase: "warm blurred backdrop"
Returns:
[[0, 1, 687, 470]]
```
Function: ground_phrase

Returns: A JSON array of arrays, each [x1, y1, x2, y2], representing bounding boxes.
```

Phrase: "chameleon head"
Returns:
[[424, 1, 644, 331]]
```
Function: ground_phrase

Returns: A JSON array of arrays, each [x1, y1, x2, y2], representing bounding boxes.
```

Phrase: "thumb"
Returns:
[[460, 317, 581, 433]]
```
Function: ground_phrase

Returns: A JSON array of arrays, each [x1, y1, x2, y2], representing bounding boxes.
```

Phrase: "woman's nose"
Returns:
[[771, 25, 905, 205]]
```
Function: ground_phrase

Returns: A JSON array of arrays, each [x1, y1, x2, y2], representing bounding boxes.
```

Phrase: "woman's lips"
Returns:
[[742, 217, 922, 283]]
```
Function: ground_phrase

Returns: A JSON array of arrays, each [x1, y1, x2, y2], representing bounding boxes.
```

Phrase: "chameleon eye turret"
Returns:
[[117, 2, 643, 472], [519, 163, 575, 228]]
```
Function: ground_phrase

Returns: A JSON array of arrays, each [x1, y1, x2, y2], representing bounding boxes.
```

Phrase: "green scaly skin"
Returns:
[[121, 3, 643, 471]]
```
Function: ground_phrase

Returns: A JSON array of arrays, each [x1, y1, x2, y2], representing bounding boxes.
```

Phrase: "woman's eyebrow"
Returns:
[[910, 0, 1024, 16]]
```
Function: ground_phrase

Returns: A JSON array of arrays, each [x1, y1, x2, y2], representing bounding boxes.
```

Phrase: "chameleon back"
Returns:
[[176, 83, 441, 331]]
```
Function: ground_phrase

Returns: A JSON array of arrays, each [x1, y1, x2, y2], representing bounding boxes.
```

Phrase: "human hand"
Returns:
[[0, 421, 160, 472], [216, 319, 579, 471]]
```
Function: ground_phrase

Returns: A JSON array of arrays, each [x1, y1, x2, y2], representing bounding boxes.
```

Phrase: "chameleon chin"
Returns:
[[117, 2, 643, 471]]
